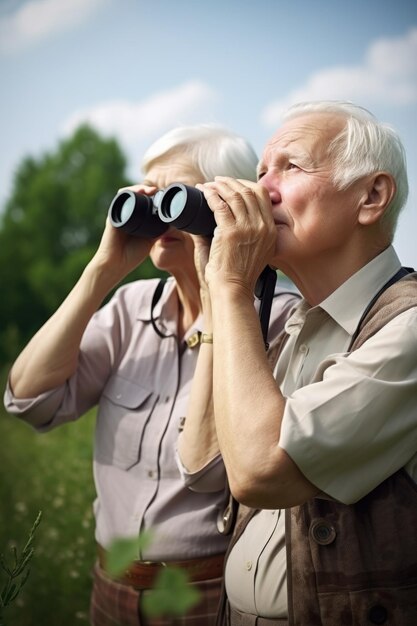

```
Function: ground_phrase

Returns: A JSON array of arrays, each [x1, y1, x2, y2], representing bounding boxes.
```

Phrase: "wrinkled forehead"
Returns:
[[143, 153, 203, 188], [262, 113, 346, 164]]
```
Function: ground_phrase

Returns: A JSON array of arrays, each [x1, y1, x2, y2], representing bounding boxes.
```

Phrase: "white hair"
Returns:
[[283, 101, 409, 234], [141, 124, 258, 182]]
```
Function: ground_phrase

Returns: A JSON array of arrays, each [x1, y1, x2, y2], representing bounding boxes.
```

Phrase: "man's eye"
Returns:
[[257, 171, 266, 180], [288, 162, 299, 170]]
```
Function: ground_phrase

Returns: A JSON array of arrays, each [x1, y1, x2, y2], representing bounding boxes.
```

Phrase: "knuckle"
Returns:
[[217, 198, 231, 212], [241, 187, 255, 200], [228, 191, 242, 203]]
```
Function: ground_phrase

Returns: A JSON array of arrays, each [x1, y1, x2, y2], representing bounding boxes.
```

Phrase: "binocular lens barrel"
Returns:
[[159, 183, 215, 236], [160, 188, 187, 220], [111, 192, 136, 224], [108, 183, 215, 237], [108, 190, 168, 238]]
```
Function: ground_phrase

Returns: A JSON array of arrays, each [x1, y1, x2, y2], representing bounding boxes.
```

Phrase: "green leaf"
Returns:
[[105, 533, 153, 578], [3, 583, 17, 606], [142, 567, 201, 618]]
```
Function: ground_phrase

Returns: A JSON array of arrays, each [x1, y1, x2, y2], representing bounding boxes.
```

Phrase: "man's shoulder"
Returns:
[[352, 272, 417, 350]]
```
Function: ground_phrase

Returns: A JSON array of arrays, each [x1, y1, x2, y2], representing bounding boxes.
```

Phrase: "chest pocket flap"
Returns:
[[96, 375, 159, 470]]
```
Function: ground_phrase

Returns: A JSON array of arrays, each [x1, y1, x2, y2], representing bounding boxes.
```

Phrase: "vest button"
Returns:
[[309, 518, 336, 545], [368, 605, 388, 624]]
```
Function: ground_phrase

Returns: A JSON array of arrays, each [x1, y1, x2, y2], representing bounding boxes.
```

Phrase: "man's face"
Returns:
[[258, 113, 364, 271]]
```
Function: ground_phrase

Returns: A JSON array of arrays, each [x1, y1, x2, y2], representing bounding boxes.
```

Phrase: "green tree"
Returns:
[[0, 125, 164, 366]]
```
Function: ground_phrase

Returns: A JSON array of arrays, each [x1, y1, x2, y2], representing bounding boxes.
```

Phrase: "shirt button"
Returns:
[[299, 344, 308, 353], [368, 605, 388, 624], [245, 561, 252, 571], [147, 470, 155, 478], [186, 332, 200, 348], [309, 518, 337, 545]]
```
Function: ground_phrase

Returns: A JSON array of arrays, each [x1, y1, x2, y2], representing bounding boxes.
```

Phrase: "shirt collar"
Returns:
[[284, 246, 402, 337], [319, 245, 402, 336]]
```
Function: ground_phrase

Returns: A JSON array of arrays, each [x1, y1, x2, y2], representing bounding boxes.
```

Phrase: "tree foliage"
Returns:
[[0, 125, 164, 365]]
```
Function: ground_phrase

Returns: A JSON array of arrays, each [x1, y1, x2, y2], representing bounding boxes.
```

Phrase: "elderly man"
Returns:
[[178, 101, 417, 626]]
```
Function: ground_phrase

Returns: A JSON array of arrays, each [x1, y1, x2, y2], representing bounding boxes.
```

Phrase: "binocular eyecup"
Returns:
[[108, 183, 215, 238]]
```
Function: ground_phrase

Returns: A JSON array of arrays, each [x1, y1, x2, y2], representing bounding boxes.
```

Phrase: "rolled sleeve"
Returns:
[[175, 449, 227, 493], [279, 309, 417, 504], [3, 286, 127, 431], [4, 377, 66, 430]]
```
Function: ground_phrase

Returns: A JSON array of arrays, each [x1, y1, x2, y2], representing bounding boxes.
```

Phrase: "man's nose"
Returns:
[[259, 172, 281, 204]]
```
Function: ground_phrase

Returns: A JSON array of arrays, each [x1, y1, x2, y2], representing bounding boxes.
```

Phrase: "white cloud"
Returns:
[[0, 0, 107, 54], [62, 80, 219, 178], [261, 27, 417, 127]]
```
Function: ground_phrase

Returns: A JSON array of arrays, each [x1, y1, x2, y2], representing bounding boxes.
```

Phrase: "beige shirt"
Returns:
[[4, 276, 298, 561], [225, 246, 417, 617]]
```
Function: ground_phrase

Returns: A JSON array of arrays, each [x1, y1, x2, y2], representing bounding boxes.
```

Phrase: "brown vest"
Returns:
[[217, 272, 417, 626]]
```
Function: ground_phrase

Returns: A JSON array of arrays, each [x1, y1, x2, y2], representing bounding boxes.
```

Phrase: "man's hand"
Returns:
[[197, 177, 276, 296]]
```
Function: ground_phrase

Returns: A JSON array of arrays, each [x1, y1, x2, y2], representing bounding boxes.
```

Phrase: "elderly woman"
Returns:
[[4, 124, 298, 626]]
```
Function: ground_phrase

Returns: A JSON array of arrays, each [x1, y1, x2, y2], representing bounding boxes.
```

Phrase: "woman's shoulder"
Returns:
[[110, 276, 174, 317]]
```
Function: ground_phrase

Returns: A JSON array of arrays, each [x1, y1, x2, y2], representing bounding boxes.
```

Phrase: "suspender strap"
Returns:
[[349, 266, 413, 348]]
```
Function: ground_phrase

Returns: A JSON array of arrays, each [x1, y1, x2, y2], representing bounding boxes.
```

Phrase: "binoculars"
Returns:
[[108, 183, 215, 238]]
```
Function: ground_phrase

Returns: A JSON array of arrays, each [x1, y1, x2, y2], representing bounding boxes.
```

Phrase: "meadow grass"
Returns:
[[0, 369, 97, 625]]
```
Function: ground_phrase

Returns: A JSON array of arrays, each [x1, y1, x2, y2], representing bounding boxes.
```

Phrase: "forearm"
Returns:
[[195, 177, 318, 507], [210, 283, 287, 501], [10, 258, 120, 398], [178, 342, 220, 472], [210, 283, 318, 508], [178, 285, 220, 472]]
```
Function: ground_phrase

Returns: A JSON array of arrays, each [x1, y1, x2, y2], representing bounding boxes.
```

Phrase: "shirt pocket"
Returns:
[[95, 375, 159, 470]]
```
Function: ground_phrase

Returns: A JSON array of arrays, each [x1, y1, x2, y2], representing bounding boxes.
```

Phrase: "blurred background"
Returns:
[[1, 1, 416, 624]]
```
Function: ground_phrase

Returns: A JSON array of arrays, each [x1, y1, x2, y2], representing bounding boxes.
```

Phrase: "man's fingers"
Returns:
[[199, 177, 273, 229], [214, 177, 273, 224], [197, 183, 238, 226]]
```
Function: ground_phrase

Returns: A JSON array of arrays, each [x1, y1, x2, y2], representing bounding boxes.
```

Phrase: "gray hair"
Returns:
[[283, 101, 409, 234], [141, 124, 258, 182]]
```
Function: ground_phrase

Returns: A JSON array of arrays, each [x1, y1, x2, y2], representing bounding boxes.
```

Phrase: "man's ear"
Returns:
[[358, 172, 396, 226]]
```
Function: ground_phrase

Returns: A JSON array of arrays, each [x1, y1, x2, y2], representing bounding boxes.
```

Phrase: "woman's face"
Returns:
[[144, 155, 204, 276]]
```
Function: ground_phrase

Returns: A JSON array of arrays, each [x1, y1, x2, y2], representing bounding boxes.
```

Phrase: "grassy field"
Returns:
[[0, 369, 97, 626]]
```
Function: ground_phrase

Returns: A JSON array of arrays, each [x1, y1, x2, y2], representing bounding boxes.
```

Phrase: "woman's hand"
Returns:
[[91, 184, 157, 283], [197, 177, 276, 296]]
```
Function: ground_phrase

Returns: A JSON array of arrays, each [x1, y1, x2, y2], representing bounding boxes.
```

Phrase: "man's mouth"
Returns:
[[271, 208, 287, 227]]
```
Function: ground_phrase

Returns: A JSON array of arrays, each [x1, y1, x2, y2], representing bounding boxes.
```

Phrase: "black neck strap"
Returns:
[[150, 267, 277, 347], [255, 266, 278, 351], [150, 278, 169, 339]]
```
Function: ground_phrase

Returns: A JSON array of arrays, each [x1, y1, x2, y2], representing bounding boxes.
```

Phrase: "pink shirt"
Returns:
[[4, 276, 299, 560]]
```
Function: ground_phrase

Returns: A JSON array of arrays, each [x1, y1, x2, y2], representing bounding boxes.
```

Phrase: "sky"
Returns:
[[1, 0, 416, 266]]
